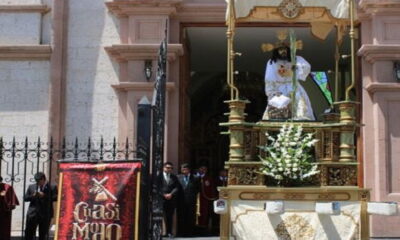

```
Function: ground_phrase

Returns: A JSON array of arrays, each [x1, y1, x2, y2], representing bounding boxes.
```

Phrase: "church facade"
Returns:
[[0, 0, 399, 237]]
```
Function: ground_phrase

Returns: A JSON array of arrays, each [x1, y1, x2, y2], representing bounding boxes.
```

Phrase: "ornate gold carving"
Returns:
[[228, 166, 262, 185], [323, 130, 332, 159], [278, 0, 303, 19], [319, 165, 328, 186], [283, 193, 305, 200], [328, 166, 357, 186], [243, 130, 253, 160], [239, 191, 351, 201], [253, 193, 270, 200], [219, 189, 229, 199], [332, 132, 340, 160], [318, 193, 335, 200], [358, 190, 370, 201], [275, 214, 315, 240]]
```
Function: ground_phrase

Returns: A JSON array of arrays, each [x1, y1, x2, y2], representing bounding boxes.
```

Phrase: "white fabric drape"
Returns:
[[263, 56, 315, 120]]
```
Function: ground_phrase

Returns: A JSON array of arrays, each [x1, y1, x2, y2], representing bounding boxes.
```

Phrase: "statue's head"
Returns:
[[271, 45, 291, 63]]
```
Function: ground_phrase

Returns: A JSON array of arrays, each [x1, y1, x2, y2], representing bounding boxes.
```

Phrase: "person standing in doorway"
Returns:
[[197, 164, 217, 234], [0, 176, 19, 240], [177, 163, 200, 237], [24, 172, 57, 240], [162, 162, 180, 238]]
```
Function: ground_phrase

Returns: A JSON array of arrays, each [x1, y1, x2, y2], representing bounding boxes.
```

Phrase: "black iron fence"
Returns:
[[0, 136, 138, 239]]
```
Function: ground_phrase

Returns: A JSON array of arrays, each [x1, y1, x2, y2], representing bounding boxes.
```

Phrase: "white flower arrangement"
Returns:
[[260, 124, 319, 185]]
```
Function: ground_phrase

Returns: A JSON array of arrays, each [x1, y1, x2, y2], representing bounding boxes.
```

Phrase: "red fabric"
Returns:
[[0, 183, 19, 240], [197, 175, 216, 227], [56, 162, 141, 240]]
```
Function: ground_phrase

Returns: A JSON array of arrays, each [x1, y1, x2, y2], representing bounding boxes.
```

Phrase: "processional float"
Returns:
[[218, 0, 397, 239]]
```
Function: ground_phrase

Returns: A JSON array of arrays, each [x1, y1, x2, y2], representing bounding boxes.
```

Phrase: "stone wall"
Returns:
[[64, 0, 119, 140]]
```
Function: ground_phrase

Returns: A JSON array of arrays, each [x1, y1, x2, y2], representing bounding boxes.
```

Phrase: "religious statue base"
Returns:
[[219, 186, 370, 240]]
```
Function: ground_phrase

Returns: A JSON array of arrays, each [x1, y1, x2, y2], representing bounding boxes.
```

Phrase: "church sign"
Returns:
[[55, 162, 141, 240]]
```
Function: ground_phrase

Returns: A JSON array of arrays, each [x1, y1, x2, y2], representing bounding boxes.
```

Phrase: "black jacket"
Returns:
[[162, 173, 180, 203], [177, 174, 199, 204], [24, 183, 57, 219]]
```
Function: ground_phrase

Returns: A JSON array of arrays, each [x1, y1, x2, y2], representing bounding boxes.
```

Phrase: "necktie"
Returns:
[[184, 176, 189, 186]]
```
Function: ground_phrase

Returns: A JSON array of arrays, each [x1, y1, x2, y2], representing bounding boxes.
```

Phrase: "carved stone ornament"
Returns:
[[275, 214, 315, 240], [278, 0, 303, 19]]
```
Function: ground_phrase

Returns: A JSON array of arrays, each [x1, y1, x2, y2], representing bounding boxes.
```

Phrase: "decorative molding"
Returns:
[[365, 83, 400, 94], [105, 44, 183, 62], [359, 1, 400, 15], [106, 1, 182, 18], [111, 82, 175, 92], [0, 4, 50, 14], [0, 45, 52, 60], [358, 44, 400, 63], [175, 3, 226, 22]]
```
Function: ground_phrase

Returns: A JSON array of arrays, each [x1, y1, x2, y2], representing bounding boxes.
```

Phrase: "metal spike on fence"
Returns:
[[21, 136, 29, 238], [125, 137, 129, 161], [74, 137, 79, 160], [87, 137, 91, 161], [100, 136, 104, 161], [49, 137, 53, 183], [36, 137, 41, 173], [11, 137, 16, 182], [112, 137, 117, 161], [62, 137, 66, 159]]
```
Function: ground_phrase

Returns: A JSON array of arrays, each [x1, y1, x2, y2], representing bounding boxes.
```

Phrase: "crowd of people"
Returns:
[[162, 162, 228, 238]]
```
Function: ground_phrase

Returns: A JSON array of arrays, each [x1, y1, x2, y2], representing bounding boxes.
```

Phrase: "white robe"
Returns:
[[263, 56, 315, 120]]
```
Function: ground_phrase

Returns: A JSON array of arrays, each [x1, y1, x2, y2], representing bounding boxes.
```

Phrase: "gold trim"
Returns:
[[345, 0, 356, 101], [54, 172, 63, 240], [135, 170, 141, 240], [360, 200, 369, 240], [239, 191, 351, 201]]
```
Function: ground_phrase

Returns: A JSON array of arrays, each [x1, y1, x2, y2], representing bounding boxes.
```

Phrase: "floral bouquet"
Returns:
[[259, 124, 319, 186]]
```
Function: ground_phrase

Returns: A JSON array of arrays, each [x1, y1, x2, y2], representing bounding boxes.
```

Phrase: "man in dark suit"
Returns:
[[24, 172, 57, 240], [177, 163, 200, 237], [162, 162, 180, 238]]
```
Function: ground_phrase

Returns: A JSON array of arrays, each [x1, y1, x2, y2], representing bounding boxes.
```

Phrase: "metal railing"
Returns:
[[0, 136, 137, 239]]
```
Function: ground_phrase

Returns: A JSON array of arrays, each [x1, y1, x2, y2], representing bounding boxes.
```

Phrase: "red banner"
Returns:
[[55, 162, 141, 240]]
